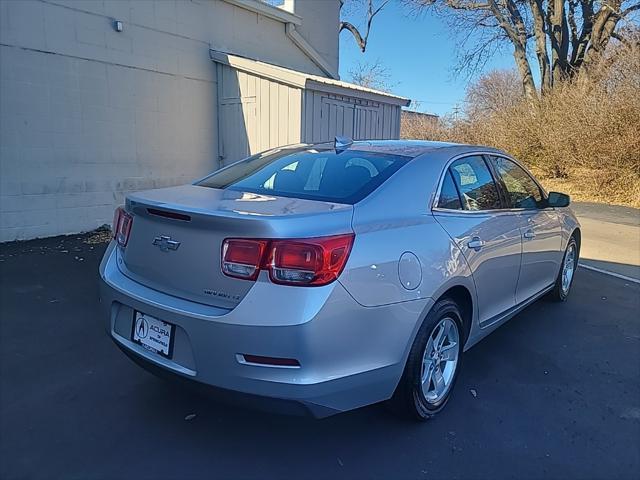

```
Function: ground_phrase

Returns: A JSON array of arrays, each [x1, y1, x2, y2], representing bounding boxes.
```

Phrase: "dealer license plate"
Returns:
[[132, 312, 174, 358]]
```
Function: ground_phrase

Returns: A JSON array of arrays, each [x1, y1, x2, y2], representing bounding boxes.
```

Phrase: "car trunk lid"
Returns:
[[119, 185, 353, 309]]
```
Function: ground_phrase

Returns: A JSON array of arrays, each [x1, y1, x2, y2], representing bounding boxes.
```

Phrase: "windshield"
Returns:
[[197, 147, 410, 204]]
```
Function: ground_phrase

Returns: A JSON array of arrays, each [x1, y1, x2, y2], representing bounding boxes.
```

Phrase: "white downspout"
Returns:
[[285, 23, 338, 79]]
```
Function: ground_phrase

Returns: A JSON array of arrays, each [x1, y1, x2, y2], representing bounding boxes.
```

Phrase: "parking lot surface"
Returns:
[[1, 233, 639, 479], [572, 202, 640, 280]]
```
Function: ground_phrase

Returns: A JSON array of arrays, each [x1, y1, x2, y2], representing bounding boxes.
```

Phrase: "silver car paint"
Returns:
[[122, 186, 353, 309], [515, 209, 562, 303], [100, 240, 433, 416], [99, 141, 581, 417]]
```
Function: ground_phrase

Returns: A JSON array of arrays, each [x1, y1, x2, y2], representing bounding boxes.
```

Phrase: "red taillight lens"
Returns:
[[222, 239, 269, 280], [221, 234, 354, 286], [112, 206, 133, 247], [269, 234, 354, 286]]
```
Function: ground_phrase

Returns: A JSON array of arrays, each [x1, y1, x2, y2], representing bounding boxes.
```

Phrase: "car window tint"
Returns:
[[197, 148, 409, 204], [490, 156, 544, 209], [437, 170, 462, 210], [449, 156, 502, 210]]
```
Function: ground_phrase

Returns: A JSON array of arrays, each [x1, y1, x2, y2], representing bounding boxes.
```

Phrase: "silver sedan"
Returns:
[[99, 139, 580, 419]]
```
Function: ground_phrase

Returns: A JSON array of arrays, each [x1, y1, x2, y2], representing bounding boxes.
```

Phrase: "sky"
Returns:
[[338, 2, 515, 116]]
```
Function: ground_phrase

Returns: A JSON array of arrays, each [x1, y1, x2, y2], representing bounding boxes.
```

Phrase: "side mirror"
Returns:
[[547, 191, 570, 208]]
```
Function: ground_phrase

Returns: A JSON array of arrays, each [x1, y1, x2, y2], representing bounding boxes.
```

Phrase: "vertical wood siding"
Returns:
[[217, 64, 302, 165], [216, 63, 402, 166], [300, 90, 400, 144]]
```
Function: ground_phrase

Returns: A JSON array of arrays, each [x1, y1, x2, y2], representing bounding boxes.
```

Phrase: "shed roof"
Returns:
[[210, 50, 411, 107]]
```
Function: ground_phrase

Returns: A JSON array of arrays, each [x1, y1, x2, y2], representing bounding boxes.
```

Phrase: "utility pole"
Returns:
[[451, 104, 461, 121]]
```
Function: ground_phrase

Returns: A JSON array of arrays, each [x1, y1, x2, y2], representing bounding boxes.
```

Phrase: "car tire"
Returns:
[[550, 235, 579, 302], [388, 298, 464, 421]]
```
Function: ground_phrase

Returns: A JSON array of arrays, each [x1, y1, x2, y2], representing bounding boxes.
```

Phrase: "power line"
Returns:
[[410, 99, 460, 105]]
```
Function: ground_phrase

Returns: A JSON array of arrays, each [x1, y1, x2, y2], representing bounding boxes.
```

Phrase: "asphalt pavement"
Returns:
[[1, 231, 639, 480], [572, 202, 640, 280]]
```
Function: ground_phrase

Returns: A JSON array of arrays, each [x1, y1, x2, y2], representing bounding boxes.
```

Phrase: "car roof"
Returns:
[[311, 139, 501, 158]]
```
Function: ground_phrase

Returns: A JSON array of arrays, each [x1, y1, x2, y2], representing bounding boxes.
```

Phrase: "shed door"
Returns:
[[217, 63, 303, 166], [315, 97, 386, 142], [320, 97, 355, 141], [354, 105, 383, 140], [219, 97, 255, 166], [217, 64, 257, 166]]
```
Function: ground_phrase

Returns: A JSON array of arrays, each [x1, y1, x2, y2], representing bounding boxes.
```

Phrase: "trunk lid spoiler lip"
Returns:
[[125, 185, 353, 221]]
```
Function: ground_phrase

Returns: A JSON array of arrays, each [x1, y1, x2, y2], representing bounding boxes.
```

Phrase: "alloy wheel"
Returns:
[[421, 317, 460, 404], [562, 242, 577, 295]]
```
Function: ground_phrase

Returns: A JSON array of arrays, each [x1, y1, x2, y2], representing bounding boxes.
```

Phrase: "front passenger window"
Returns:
[[490, 156, 544, 209]]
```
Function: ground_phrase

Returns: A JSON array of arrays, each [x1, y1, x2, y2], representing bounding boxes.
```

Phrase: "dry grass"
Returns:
[[402, 41, 640, 208]]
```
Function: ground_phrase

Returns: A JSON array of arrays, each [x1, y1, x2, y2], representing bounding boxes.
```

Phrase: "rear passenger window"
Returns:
[[437, 170, 462, 210], [449, 156, 502, 210]]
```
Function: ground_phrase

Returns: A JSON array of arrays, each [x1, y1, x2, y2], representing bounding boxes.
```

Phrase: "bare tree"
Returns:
[[407, 0, 640, 97], [340, 0, 391, 52], [348, 59, 397, 91], [465, 69, 523, 116]]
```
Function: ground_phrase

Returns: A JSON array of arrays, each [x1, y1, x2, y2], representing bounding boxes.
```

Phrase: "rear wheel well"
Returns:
[[439, 286, 472, 344]]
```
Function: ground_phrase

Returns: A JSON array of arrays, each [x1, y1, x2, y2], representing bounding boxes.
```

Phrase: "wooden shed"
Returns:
[[210, 51, 411, 166]]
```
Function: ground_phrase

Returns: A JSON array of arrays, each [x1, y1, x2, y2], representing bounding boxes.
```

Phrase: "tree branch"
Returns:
[[340, 21, 366, 51], [621, 2, 640, 16], [486, 0, 524, 45], [340, 0, 390, 53], [444, 0, 491, 9], [567, 0, 579, 51], [569, 0, 594, 68], [406, 0, 631, 94], [611, 31, 630, 45], [529, 0, 551, 92], [581, 0, 624, 69]]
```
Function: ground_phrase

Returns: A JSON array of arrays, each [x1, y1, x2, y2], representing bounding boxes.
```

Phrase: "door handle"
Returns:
[[467, 237, 485, 250], [523, 229, 536, 239]]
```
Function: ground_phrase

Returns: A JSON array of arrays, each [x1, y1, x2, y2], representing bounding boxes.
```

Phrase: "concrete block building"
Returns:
[[0, 0, 409, 242]]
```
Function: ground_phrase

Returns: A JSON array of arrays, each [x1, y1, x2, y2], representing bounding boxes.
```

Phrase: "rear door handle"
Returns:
[[467, 237, 485, 250], [523, 229, 536, 239]]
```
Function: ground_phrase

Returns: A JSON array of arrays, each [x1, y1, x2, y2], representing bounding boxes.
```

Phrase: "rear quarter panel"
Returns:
[[339, 215, 475, 308], [339, 148, 476, 309]]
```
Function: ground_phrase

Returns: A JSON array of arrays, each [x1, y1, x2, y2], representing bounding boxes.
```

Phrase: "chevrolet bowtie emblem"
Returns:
[[152, 235, 181, 252]]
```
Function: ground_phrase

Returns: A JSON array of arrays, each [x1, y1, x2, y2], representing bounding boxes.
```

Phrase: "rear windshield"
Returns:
[[197, 147, 409, 204]]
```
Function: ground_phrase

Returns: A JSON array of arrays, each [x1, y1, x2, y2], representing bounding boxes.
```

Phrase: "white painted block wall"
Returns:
[[0, 0, 328, 242]]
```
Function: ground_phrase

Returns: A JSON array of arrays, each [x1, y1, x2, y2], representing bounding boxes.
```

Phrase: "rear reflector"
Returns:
[[241, 354, 300, 367], [112, 207, 133, 247], [221, 234, 354, 286]]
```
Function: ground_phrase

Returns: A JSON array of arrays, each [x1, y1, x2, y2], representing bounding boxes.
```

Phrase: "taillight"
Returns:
[[222, 239, 269, 280], [112, 206, 133, 247], [269, 235, 354, 286], [221, 234, 354, 287]]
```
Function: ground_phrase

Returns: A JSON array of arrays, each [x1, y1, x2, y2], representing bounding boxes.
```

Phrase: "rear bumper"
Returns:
[[113, 339, 321, 417], [99, 242, 431, 417]]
